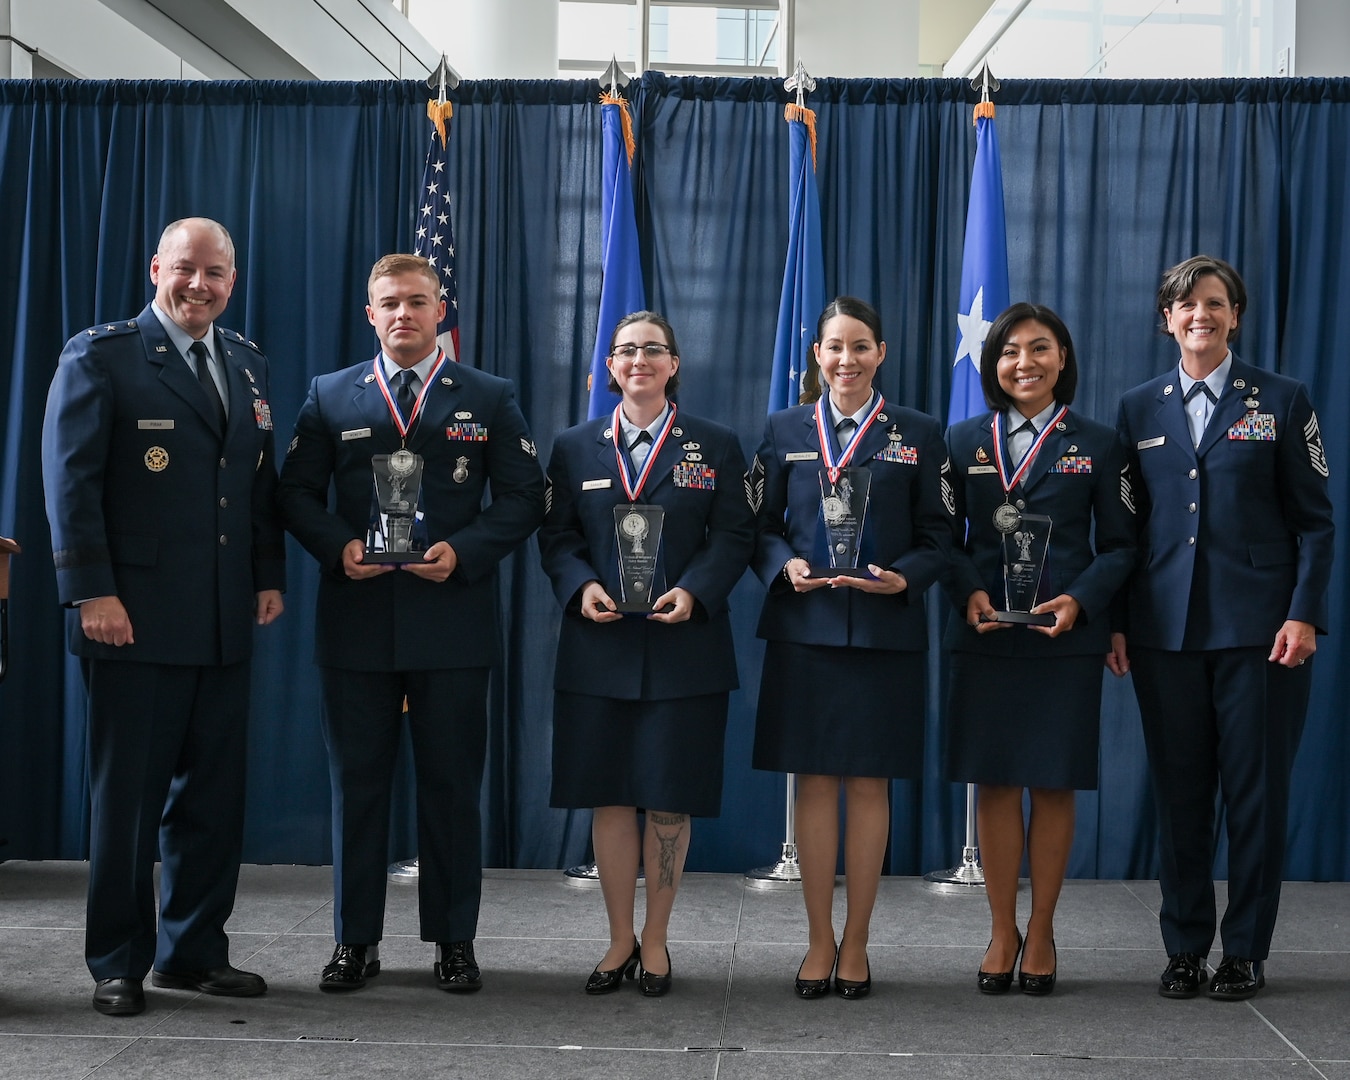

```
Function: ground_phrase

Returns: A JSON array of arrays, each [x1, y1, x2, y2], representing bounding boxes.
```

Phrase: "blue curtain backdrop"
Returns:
[[1, 75, 1346, 881]]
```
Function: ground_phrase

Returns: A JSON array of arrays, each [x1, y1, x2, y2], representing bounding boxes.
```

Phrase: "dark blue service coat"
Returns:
[[539, 410, 755, 701]]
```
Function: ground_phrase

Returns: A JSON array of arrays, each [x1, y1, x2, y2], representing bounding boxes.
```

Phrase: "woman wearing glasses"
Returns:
[[750, 296, 954, 999], [539, 311, 755, 997]]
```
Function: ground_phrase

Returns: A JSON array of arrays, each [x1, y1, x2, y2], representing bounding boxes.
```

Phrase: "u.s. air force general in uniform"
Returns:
[[276, 254, 545, 994], [41, 216, 285, 1018], [1117, 262, 1334, 1002]]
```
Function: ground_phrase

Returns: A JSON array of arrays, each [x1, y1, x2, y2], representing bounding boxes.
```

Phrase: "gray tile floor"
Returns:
[[0, 861, 1346, 1078]]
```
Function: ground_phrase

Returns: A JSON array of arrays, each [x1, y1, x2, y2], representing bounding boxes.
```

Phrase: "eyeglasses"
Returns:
[[610, 343, 671, 360]]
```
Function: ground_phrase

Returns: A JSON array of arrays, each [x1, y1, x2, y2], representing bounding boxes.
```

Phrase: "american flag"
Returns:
[[414, 101, 460, 361]]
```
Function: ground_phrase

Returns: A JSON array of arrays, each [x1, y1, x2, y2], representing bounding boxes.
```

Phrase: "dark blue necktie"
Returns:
[[190, 340, 226, 429]]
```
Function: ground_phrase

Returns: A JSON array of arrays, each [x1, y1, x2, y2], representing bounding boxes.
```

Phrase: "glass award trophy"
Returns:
[[366, 449, 426, 563], [993, 511, 1055, 625], [612, 503, 666, 612], [810, 466, 873, 578]]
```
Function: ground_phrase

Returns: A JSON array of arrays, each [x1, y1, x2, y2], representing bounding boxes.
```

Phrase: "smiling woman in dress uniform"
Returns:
[[1114, 256, 1334, 1002], [539, 311, 755, 997], [749, 296, 955, 1000], [943, 303, 1136, 995]]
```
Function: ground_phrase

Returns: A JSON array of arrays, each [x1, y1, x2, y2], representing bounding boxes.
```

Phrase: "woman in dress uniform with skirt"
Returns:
[[539, 311, 755, 997], [943, 302, 1136, 994], [749, 297, 955, 999]]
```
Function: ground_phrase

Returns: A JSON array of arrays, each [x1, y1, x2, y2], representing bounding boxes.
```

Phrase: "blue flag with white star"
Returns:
[[587, 97, 646, 419], [415, 101, 460, 361], [769, 108, 825, 414], [949, 112, 1009, 424]]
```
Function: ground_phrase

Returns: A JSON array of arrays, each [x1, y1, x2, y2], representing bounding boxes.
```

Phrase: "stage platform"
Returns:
[[0, 861, 1346, 1078]]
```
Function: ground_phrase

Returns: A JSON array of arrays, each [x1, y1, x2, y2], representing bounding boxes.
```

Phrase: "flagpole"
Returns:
[[0, 536, 19, 685], [565, 55, 648, 889], [389, 52, 463, 886], [923, 63, 1006, 894], [746, 59, 822, 892]]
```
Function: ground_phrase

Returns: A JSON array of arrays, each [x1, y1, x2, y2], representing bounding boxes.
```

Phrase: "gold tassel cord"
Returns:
[[427, 99, 455, 149], [973, 100, 995, 125], [599, 92, 636, 165], [783, 103, 817, 170]]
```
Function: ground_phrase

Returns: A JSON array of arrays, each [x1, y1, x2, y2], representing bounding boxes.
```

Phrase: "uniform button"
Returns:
[[219, 457, 228, 468], [1188, 469, 1197, 479], [1188, 536, 1196, 545], [219, 534, 228, 546], [1015, 499, 1026, 511], [218, 497, 228, 508], [1188, 502, 1197, 512]]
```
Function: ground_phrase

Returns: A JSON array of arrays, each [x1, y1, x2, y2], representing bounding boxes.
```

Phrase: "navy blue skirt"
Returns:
[[753, 641, 925, 779], [943, 651, 1103, 790], [550, 691, 729, 817]]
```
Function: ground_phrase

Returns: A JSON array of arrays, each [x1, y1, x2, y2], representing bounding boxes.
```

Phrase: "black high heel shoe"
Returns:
[[794, 945, 836, 999], [1018, 939, 1057, 995], [584, 940, 640, 995], [977, 931, 1023, 995], [639, 946, 672, 997], [833, 956, 871, 1000]]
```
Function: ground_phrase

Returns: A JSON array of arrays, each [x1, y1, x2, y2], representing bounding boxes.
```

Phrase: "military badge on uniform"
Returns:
[[455, 411, 473, 420], [1050, 455, 1092, 474], [446, 423, 488, 441], [673, 461, 716, 489], [975, 446, 990, 463], [1227, 413, 1276, 441], [745, 456, 766, 514], [144, 446, 169, 472], [520, 437, 537, 457], [1305, 412, 1329, 477], [873, 444, 918, 465], [453, 456, 470, 484], [253, 399, 274, 430]]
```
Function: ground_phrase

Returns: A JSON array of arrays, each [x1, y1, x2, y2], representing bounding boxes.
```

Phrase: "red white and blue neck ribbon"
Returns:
[[373, 350, 448, 440], [991, 404, 1068, 495], [613, 401, 678, 502], [815, 393, 885, 484]]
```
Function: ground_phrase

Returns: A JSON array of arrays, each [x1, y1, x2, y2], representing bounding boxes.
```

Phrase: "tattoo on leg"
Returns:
[[648, 812, 687, 890]]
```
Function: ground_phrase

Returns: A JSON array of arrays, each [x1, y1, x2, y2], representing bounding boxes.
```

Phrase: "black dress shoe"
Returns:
[[1208, 956, 1264, 1001], [435, 940, 482, 992], [794, 946, 835, 999], [151, 965, 266, 997], [1018, 940, 1056, 995], [834, 959, 871, 1000], [977, 932, 1022, 995], [584, 941, 640, 994], [639, 947, 672, 997], [1159, 952, 1208, 999], [93, 978, 145, 1016], [320, 944, 380, 992]]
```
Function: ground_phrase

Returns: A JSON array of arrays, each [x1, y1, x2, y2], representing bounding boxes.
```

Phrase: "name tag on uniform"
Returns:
[[1137, 436, 1166, 450], [138, 419, 174, 430], [968, 464, 997, 475], [582, 478, 612, 490], [341, 427, 372, 441], [785, 451, 819, 461]]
